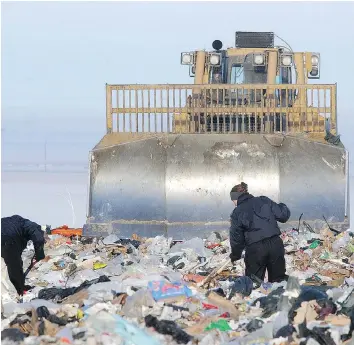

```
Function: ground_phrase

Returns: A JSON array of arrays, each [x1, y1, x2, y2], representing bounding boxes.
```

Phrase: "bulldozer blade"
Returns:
[[84, 133, 348, 240]]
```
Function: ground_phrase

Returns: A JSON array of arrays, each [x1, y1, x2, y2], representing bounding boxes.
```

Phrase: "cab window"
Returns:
[[230, 64, 244, 84], [209, 66, 223, 84]]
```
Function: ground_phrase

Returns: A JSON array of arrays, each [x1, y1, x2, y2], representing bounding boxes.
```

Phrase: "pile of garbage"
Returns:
[[1, 225, 354, 345]]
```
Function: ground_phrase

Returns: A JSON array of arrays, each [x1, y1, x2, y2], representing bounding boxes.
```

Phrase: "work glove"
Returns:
[[34, 244, 45, 262], [229, 253, 241, 264], [24, 284, 34, 291], [16, 286, 25, 297]]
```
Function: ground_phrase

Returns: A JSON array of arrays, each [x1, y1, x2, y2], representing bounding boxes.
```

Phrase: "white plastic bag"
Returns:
[[169, 238, 213, 258], [122, 288, 155, 318], [332, 232, 350, 253]]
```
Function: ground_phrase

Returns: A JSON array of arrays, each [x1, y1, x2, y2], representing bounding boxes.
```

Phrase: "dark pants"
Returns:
[[1, 238, 25, 296], [244, 235, 287, 283]]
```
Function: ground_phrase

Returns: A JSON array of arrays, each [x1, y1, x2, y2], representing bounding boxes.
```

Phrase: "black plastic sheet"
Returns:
[[252, 287, 285, 317], [1, 328, 28, 341], [227, 276, 254, 298], [245, 319, 264, 333], [275, 324, 296, 338], [37, 275, 110, 301], [36, 306, 67, 326], [145, 315, 192, 344]]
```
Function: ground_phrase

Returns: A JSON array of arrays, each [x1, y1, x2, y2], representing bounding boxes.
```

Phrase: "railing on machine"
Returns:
[[106, 84, 337, 135]]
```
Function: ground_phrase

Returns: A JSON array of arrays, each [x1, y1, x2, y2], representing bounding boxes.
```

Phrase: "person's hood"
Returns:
[[237, 193, 254, 205]]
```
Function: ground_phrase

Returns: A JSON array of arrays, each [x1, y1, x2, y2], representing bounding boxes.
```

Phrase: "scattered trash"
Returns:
[[309, 240, 321, 249], [93, 261, 107, 270], [169, 237, 213, 258], [246, 319, 264, 333], [145, 315, 192, 344], [37, 306, 68, 325], [37, 275, 110, 301], [225, 275, 254, 298], [148, 281, 193, 301], [122, 288, 155, 318], [1, 228, 353, 345], [102, 234, 120, 245], [205, 319, 232, 332], [1, 328, 28, 342], [56, 327, 74, 343], [275, 324, 296, 338]]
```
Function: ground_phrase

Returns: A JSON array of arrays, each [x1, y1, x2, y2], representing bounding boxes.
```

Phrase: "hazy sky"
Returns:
[[2, 2, 354, 129]]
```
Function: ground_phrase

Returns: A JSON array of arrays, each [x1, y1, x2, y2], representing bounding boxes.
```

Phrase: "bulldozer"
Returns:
[[83, 31, 349, 239]]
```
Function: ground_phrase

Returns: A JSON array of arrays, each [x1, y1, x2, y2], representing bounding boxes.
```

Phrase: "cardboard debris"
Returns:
[[206, 291, 241, 320], [325, 314, 351, 326], [293, 300, 319, 324], [62, 289, 89, 307]]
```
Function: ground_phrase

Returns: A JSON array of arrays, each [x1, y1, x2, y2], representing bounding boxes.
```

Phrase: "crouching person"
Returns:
[[229, 182, 290, 283], [1, 215, 47, 296]]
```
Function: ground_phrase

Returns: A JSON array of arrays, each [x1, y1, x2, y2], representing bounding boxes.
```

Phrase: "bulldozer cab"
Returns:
[[180, 32, 323, 134]]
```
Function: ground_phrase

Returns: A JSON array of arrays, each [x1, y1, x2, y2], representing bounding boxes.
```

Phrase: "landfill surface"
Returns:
[[1, 224, 354, 345]]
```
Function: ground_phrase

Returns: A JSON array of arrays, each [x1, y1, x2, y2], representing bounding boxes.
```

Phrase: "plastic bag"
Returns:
[[116, 238, 141, 248], [46, 246, 71, 257], [85, 310, 117, 334], [252, 287, 285, 317], [36, 306, 67, 326], [86, 311, 161, 345], [169, 238, 213, 258], [102, 234, 119, 245], [38, 275, 111, 301], [283, 276, 301, 299], [1, 258, 18, 302], [139, 256, 162, 268], [56, 327, 74, 343], [303, 326, 337, 345], [338, 287, 354, 312], [93, 261, 107, 270], [347, 242, 354, 253], [99, 256, 124, 277], [145, 315, 192, 344], [199, 332, 225, 345], [226, 276, 253, 298], [160, 306, 184, 321], [41, 271, 66, 286], [38, 287, 77, 301], [309, 240, 321, 249], [206, 232, 222, 244], [66, 269, 101, 288], [147, 236, 172, 255], [245, 319, 264, 333], [167, 255, 188, 270], [275, 324, 296, 338], [205, 319, 232, 332], [122, 288, 155, 318], [148, 281, 193, 301], [122, 275, 166, 290], [2, 299, 60, 318], [87, 281, 124, 295], [272, 310, 289, 337], [332, 232, 350, 253], [1, 328, 27, 341], [227, 322, 274, 345]]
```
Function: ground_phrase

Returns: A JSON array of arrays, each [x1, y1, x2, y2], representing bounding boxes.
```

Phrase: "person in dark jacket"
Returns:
[[1, 215, 46, 296], [229, 182, 290, 283]]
